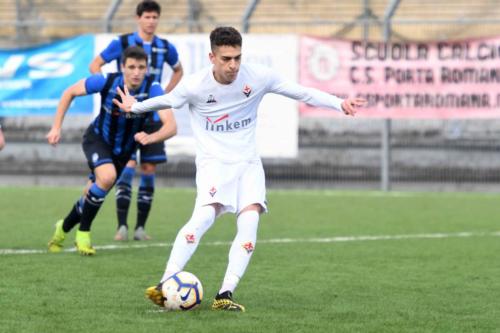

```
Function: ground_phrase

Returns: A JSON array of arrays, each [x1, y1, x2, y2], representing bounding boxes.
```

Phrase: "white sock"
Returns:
[[219, 210, 259, 294], [161, 205, 216, 283], [160, 269, 177, 284]]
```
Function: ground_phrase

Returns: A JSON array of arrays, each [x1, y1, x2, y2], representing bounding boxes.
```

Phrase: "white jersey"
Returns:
[[132, 63, 344, 163]]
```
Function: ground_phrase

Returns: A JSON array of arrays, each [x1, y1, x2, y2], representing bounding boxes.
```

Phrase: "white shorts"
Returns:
[[194, 158, 267, 215]]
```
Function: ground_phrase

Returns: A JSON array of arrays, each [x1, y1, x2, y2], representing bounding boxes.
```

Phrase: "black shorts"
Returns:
[[133, 120, 167, 164], [82, 125, 133, 180]]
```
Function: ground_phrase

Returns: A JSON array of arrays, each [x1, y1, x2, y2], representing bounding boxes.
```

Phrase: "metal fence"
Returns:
[[1, 0, 500, 190]]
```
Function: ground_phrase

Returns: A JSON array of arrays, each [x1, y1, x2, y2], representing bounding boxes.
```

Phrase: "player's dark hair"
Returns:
[[122, 46, 148, 64], [136, 0, 161, 16], [210, 26, 242, 51]]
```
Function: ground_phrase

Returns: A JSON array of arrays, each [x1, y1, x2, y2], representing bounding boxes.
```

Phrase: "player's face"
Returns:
[[209, 45, 242, 84], [122, 58, 148, 89], [137, 11, 159, 35]]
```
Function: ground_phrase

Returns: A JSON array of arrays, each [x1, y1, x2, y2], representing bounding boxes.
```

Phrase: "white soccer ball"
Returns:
[[161, 271, 203, 311]]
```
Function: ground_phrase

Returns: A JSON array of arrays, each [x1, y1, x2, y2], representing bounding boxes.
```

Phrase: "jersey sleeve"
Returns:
[[99, 38, 123, 63], [165, 43, 180, 68], [132, 79, 189, 113], [84, 74, 107, 94], [266, 68, 344, 112], [149, 82, 164, 98]]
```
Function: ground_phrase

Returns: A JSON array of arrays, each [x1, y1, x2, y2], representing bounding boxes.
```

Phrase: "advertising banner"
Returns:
[[95, 34, 299, 158], [300, 36, 500, 118], [0, 35, 94, 116]]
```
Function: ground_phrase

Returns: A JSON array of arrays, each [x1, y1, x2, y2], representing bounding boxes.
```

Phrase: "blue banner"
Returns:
[[0, 35, 94, 116]]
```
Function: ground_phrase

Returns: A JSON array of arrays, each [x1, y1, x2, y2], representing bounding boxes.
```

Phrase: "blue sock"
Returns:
[[117, 166, 135, 185]]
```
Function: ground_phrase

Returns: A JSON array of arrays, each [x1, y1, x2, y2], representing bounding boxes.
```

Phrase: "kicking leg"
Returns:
[[146, 203, 220, 307]]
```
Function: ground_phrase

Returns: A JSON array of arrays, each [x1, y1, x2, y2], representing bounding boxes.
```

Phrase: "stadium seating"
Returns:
[[0, 0, 20, 45], [2, 0, 500, 45], [250, 0, 500, 39], [112, 0, 191, 33]]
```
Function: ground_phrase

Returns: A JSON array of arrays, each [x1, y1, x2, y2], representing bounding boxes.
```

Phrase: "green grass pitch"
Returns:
[[1, 186, 500, 332]]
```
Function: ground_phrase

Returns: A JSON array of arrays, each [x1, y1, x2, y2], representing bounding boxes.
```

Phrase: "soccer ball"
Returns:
[[161, 271, 203, 311]]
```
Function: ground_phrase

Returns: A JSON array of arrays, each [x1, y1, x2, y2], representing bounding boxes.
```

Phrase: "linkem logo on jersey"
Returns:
[[205, 114, 252, 132]]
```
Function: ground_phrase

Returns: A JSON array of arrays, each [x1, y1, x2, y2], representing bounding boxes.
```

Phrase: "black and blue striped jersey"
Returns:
[[84, 72, 164, 156], [100, 32, 179, 84]]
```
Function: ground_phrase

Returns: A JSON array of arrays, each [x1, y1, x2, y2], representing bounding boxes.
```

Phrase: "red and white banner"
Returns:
[[300, 36, 500, 118]]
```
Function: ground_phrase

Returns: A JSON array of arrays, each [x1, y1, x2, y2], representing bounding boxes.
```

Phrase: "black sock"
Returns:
[[216, 291, 233, 300], [79, 184, 107, 232], [62, 197, 84, 232], [136, 186, 154, 229], [116, 183, 132, 228]]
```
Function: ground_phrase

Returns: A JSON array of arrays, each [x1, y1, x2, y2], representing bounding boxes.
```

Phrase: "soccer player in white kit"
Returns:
[[113, 27, 365, 312]]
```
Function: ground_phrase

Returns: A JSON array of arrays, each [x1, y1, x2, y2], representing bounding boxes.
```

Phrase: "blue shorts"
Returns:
[[82, 125, 133, 180], [133, 120, 167, 164]]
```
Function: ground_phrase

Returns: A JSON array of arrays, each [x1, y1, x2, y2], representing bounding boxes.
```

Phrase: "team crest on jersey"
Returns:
[[185, 233, 196, 244], [242, 85, 252, 98], [242, 241, 254, 254], [206, 94, 217, 103], [209, 186, 217, 197]]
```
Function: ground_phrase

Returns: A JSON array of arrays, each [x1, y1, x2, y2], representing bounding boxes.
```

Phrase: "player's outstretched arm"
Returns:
[[341, 97, 366, 116], [268, 72, 365, 115], [46, 79, 87, 146], [113, 86, 175, 114]]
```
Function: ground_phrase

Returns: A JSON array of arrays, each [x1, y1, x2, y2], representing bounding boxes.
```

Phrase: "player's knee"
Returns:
[[97, 174, 116, 190], [239, 204, 263, 215], [209, 203, 223, 216], [140, 163, 156, 174], [126, 160, 137, 168]]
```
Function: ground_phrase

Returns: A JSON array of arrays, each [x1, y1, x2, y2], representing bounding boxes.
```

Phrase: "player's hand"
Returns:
[[134, 131, 154, 145], [341, 97, 366, 116], [46, 127, 61, 146], [112, 86, 137, 113]]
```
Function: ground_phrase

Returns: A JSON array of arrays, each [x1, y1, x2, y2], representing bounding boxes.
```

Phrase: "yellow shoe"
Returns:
[[212, 291, 245, 312], [145, 284, 165, 307], [75, 230, 96, 256], [48, 220, 66, 253]]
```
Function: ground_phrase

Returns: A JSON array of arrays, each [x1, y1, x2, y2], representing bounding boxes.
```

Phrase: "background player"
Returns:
[[47, 46, 177, 255], [90, 0, 183, 241]]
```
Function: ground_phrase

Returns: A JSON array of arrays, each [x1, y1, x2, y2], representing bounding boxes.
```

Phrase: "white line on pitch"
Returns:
[[1, 231, 499, 256]]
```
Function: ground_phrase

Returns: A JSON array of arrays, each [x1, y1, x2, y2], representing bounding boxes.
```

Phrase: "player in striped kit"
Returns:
[[90, 0, 183, 241], [47, 46, 177, 255], [114, 27, 365, 310]]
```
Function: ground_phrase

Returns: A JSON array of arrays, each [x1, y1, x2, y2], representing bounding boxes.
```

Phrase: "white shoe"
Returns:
[[114, 225, 128, 241], [134, 227, 151, 241]]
